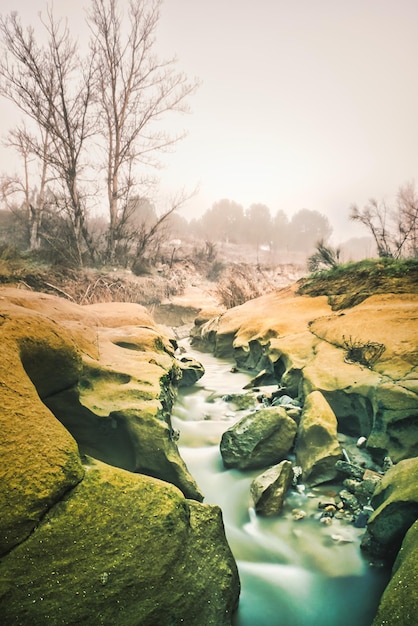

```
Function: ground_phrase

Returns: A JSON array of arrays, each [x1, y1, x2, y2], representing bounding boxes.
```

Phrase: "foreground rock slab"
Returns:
[[0, 458, 239, 626]]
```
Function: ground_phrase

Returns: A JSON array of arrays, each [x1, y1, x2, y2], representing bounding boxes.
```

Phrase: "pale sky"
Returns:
[[1, 0, 418, 242]]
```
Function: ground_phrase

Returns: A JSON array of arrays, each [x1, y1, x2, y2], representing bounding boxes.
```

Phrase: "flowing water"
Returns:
[[172, 339, 389, 626]]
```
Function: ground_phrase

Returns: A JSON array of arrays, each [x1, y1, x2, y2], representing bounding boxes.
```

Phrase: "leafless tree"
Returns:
[[0, 9, 96, 265], [350, 182, 418, 259], [88, 0, 199, 264], [2, 124, 51, 250], [349, 199, 393, 258], [395, 182, 418, 258]]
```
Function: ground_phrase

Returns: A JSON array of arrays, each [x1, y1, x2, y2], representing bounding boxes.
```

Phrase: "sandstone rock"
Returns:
[[0, 288, 203, 554], [177, 355, 205, 387], [361, 457, 418, 563], [0, 304, 85, 555], [193, 289, 418, 465], [250, 460, 294, 516], [0, 288, 239, 623], [295, 391, 343, 486], [220, 406, 297, 470], [0, 458, 240, 625], [371, 519, 418, 626]]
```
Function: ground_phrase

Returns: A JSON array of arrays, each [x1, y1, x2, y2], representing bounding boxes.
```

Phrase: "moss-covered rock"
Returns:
[[0, 458, 239, 625], [220, 406, 297, 470], [361, 457, 418, 562], [0, 304, 85, 555], [0, 288, 239, 623], [371, 519, 418, 626]]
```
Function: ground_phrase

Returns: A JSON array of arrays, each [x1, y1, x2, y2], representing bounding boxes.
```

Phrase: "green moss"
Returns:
[[372, 520, 418, 626], [0, 458, 238, 625]]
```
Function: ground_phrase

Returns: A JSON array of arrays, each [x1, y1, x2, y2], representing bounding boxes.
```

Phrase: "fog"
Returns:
[[1, 0, 417, 242]]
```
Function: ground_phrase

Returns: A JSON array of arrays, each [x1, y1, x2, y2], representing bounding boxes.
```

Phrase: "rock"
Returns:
[[335, 459, 366, 480], [338, 489, 361, 514], [295, 391, 343, 486], [220, 406, 297, 470], [371, 519, 418, 626], [361, 457, 418, 563], [0, 303, 85, 555], [193, 289, 418, 465], [250, 460, 294, 516], [0, 458, 240, 625], [177, 355, 205, 387], [0, 288, 239, 623]]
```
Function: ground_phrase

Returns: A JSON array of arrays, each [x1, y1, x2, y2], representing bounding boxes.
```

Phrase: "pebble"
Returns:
[[291, 509, 307, 521]]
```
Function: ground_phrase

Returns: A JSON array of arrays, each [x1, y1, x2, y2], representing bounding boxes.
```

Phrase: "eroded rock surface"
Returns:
[[361, 457, 418, 562], [192, 285, 418, 625], [295, 390, 343, 486], [0, 287, 239, 624], [193, 289, 418, 464], [0, 458, 239, 626]]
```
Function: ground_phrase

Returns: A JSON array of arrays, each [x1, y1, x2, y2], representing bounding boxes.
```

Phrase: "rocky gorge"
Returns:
[[190, 281, 418, 625], [0, 272, 417, 625]]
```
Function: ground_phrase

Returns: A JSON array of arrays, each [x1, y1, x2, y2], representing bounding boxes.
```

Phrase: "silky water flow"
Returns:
[[171, 339, 389, 626]]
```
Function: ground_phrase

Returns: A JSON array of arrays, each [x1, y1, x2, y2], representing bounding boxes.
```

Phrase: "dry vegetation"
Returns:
[[0, 242, 306, 310]]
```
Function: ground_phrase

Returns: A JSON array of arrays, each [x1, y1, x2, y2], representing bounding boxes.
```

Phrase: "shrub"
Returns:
[[342, 335, 386, 368]]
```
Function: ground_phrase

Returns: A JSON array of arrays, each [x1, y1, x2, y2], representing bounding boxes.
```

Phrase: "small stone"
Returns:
[[292, 509, 307, 521]]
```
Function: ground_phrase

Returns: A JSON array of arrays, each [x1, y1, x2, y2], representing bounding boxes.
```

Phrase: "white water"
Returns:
[[172, 340, 389, 626]]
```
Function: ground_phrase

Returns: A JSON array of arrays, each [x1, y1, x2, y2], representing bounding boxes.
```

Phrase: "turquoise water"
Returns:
[[172, 340, 389, 626]]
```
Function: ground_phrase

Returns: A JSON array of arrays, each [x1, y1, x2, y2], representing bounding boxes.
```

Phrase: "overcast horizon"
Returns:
[[1, 0, 417, 244]]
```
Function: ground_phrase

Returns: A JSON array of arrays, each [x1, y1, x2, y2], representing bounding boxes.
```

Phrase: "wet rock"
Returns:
[[295, 391, 343, 486], [361, 457, 418, 564], [335, 459, 365, 480], [220, 406, 297, 470], [224, 392, 258, 411], [177, 355, 205, 387], [338, 489, 361, 514], [250, 460, 294, 516], [194, 289, 418, 465]]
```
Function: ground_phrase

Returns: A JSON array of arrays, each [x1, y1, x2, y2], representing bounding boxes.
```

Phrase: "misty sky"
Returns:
[[1, 0, 418, 242]]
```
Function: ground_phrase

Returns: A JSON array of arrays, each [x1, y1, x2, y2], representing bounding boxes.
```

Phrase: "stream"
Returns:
[[171, 339, 390, 626]]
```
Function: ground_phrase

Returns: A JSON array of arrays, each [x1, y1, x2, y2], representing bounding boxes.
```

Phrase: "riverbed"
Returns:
[[172, 339, 389, 626]]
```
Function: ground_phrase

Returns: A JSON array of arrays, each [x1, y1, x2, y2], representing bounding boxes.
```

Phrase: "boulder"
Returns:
[[177, 355, 205, 387], [250, 460, 294, 516], [220, 406, 297, 470], [295, 391, 343, 486], [361, 457, 418, 563], [0, 458, 240, 625], [371, 519, 418, 626]]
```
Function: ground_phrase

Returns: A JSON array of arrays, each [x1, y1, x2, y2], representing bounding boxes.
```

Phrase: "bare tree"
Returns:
[[2, 124, 51, 250], [395, 182, 418, 258], [0, 9, 96, 265], [350, 183, 418, 259], [349, 199, 393, 258], [88, 0, 199, 264]]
